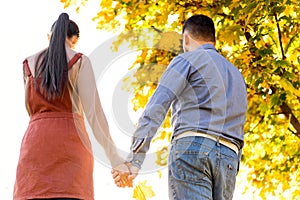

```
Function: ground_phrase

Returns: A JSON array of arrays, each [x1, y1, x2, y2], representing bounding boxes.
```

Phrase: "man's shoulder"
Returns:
[[173, 49, 210, 67], [169, 53, 193, 67], [177, 51, 195, 59], [178, 48, 210, 60]]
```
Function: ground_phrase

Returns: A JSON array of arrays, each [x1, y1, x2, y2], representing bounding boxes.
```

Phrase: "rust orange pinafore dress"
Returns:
[[14, 53, 94, 200]]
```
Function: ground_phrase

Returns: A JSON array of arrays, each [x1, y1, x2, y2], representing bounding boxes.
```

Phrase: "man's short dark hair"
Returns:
[[183, 14, 215, 42]]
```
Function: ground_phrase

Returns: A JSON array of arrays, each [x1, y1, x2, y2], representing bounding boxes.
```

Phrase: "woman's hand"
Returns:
[[111, 163, 133, 188], [111, 162, 140, 188]]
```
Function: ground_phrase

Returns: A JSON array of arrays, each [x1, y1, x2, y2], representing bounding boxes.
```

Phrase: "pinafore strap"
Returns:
[[23, 53, 83, 77], [23, 59, 31, 77], [68, 53, 83, 70]]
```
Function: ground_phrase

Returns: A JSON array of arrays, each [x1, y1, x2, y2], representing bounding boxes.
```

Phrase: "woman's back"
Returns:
[[23, 49, 82, 115], [14, 48, 95, 200]]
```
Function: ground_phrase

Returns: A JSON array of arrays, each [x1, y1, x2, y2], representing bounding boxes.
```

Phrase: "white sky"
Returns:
[[0, 0, 249, 199], [0, 1, 169, 199]]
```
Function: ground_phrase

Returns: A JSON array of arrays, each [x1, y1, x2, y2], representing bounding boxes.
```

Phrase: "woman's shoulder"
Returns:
[[66, 48, 91, 65], [66, 47, 87, 59], [24, 48, 46, 61], [24, 48, 47, 72]]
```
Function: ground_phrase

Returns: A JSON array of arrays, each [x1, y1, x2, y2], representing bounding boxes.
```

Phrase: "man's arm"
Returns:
[[127, 55, 192, 168]]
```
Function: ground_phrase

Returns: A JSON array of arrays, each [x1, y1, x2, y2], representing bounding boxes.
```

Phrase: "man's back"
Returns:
[[165, 43, 247, 200], [160, 44, 247, 147]]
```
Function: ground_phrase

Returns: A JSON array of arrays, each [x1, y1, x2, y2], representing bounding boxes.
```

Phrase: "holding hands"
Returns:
[[111, 162, 139, 188]]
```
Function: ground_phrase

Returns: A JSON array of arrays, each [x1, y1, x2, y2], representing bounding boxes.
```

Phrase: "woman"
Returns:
[[13, 13, 129, 200]]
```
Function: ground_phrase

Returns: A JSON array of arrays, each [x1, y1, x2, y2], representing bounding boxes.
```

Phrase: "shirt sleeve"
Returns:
[[127, 55, 191, 168], [77, 55, 124, 167]]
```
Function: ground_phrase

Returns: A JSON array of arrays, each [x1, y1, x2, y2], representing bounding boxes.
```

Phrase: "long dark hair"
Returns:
[[34, 13, 79, 100]]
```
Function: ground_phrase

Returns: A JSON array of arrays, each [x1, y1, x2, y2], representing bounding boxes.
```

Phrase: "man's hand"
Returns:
[[111, 162, 140, 188], [125, 162, 139, 182], [111, 163, 132, 188]]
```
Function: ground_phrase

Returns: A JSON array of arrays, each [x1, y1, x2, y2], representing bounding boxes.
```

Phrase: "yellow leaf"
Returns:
[[219, 25, 242, 45], [280, 78, 300, 97], [244, 2, 262, 31], [60, 0, 76, 9], [155, 146, 168, 166], [158, 32, 181, 52], [132, 180, 155, 200], [76, 6, 80, 13], [157, 170, 163, 179], [100, 0, 112, 7]]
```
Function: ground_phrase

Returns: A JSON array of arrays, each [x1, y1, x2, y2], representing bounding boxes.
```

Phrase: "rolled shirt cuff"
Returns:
[[126, 151, 146, 169]]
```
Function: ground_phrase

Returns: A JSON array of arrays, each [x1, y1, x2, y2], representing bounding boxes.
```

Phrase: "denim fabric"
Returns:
[[168, 136, 239, 200]]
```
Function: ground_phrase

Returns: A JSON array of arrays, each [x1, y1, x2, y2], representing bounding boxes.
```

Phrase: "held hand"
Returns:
[[125, 162, 139, 182], [111, 163, 133, 188]]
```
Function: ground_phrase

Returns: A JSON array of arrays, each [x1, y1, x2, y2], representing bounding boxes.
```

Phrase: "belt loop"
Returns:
[[216, 136, 220, 147]]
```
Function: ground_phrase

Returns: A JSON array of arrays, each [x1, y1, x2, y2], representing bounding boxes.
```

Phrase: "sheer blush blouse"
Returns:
[[23, 47, 124, 167]]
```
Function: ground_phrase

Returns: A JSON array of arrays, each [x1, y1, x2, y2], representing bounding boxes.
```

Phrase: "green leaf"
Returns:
[[270, 93, 280, 107]]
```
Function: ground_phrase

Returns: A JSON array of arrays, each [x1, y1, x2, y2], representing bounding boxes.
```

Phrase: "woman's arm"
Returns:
[[76, 55, 124, 167]]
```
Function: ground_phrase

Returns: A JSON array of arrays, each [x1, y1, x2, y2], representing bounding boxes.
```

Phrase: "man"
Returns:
[[112, 14, 248, 200]]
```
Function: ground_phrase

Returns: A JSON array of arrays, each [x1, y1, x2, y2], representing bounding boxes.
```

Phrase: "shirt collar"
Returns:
[[198, 44, 217, 51]]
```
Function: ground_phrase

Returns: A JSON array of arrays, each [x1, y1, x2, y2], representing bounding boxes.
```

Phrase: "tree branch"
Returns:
[[269, 86, 300, 138], [151, 26, 162, 33], [280, 102, 300, 138], [273, 8, 286, 60], [247, 116, 265, 134]]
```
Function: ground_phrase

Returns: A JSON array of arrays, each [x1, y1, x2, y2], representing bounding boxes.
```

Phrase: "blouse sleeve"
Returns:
[[76, 55, 124, 167]]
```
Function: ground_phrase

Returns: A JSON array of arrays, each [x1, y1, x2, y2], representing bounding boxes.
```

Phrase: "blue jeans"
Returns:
[[168, 136, 239, 200]]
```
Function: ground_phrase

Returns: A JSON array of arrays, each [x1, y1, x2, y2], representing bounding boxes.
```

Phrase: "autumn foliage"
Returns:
[[61, 0, 300, 199]]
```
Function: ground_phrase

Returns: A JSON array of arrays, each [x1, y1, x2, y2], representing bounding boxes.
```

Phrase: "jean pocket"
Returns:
[[169, 139, 214, 183], [221, 156, 238, 199]]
